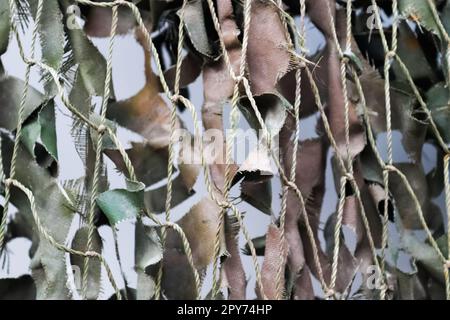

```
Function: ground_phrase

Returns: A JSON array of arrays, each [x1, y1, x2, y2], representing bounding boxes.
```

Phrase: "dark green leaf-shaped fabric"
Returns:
[[426, 82, 450, 144], [97, 180, 146, 226], [1, 132, 74, 299], [0, 0, 10, 55], [134, 220, 162, 300], [0, 76, 46, 132], [21, 100, 58, 166]]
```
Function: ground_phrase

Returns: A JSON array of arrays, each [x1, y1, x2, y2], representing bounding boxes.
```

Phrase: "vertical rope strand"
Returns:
[[83, 4, 118, 299], [0, 0, 44, 252], [155, 0, 188, 300], [444, 154, 450, 299], [2, 0, 449, 302]]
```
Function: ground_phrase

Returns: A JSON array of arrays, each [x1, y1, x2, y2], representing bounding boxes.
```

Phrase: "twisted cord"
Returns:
[[210, 0, 254, 298], [276, 0, 306, 299], [0, 0, 44, 253], [444, 154, 450, 299], [326, 0, 356, 298], [4, 178, 122, 299], [1, 0, 448, 302], [379, 0, 398, 300], [83, 4, 119, 299], [175, 94, 268, 299], [155, 0, 188, 300]]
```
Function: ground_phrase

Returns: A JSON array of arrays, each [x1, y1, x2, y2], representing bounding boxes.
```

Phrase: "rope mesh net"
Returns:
[[0, 0, 449, 300]]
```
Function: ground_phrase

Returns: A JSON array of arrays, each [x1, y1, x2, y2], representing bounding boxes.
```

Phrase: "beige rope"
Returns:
[[0, 0, 448, 301], [444, 154, 450, 299], [155, 0, 189, 300], [0, 0, 44, 253], [83, 4, 119, 299], [4, 178, 122, 299]]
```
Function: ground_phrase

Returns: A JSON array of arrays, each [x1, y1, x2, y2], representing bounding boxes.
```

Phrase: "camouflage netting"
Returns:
[[0, 0, 450, 300]]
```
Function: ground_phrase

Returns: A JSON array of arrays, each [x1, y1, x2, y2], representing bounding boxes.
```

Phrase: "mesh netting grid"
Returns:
[[0, 0, 449, 300]]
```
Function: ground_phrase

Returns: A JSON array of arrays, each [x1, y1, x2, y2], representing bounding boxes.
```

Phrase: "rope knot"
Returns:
[[171, 94, 180, 103], [341, 55, 350, 64], [165, 221, 175, 229], [218, 201, 231, 209], [233, 75, 244, 83], [444, 153, 450, 162], [286, 181, 297, 190], [386, 50, 396, 59], [4, 178, 12, 187], [325, 288, 336, 299], [97, 124, 107, 135], [344, 172, 354, 182], [85, 251, 98, 258], [25, 58, 36, 67], [384, 164, 397, 172]]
